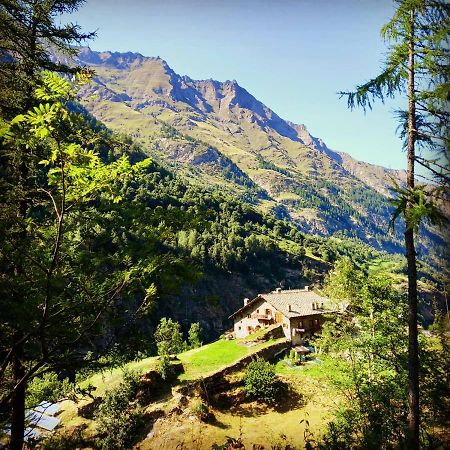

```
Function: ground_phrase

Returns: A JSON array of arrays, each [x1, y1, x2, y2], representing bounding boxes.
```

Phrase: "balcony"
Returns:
[[251, 313, 273, 321]]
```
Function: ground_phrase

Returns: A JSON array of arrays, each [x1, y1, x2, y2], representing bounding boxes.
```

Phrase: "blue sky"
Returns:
[[62, 0, 408, 170]]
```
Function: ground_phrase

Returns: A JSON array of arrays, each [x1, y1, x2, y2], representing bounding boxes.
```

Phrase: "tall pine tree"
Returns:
[[340, 1, 449, 447]]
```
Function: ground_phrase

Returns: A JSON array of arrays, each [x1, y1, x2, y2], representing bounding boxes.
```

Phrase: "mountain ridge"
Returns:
[[76, 47, 407, 195], [72, 47, 444, 260]]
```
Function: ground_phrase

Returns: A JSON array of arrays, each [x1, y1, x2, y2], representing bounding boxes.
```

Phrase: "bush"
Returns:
[[191, 400, 211, 422], [157, 353, 171, 380], [95, 370, 143, 450], [188, 322, 203, 349], [243, 358, 281, 404], [26, 372, 73, 408]]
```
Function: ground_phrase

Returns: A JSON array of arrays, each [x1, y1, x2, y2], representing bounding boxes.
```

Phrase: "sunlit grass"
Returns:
[[178, 338, 285, 380]]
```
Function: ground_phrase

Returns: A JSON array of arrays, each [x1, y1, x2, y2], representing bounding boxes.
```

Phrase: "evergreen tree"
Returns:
[[154, 318, 184, 356], [0, 0, 95, 117], [188, 322, 202, 349], [340, 1, 449, 446]]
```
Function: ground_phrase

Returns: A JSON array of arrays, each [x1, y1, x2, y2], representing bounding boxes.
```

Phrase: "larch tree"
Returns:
[[340, 1, 449, 448]]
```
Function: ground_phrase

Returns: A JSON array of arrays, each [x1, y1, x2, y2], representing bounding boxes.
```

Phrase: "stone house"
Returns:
[[229, 287, 333, 345]]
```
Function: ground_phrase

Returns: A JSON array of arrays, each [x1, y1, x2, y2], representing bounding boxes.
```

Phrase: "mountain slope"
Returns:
[[74, 47, 444, 259]]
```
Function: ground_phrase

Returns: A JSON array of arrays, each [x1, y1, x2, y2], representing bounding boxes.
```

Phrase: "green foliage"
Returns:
[[0, 70, 157, 429], [322, 256, 365, 301], [188, 322, 203, 349], [390, 184, 448, 232], [191, 400, 211, 421], [317, 264, 410, 447], [95, 370, 143, 450], [420, 312, 450, 431], [0, 0, 95, 118], [154, 317, 184, 355], [316, 258, 449, 448], [157, 353, 171, 380], [243, 358, 281, 404], [26, 372, 73, 409]]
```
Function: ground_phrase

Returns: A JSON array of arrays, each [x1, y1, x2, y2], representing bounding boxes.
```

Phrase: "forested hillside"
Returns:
[[67, 47, 447, 265]]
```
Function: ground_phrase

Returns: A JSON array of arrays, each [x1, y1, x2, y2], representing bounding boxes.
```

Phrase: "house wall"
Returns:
[[234, 302, 327, 343], [289, 314, 325, 344], [281, 314, 291, 340], [233, 299, 280, 338]]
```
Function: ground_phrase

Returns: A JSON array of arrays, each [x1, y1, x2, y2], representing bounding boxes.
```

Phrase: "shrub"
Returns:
[[157, 353, 171, 380], [26, 372, 73, 408], [95, 370, 143, 450], [191, 400, 211, 422], [243, 358, 281, 404]]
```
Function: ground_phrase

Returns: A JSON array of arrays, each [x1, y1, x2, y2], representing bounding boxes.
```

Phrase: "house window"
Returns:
[[314, 319, 319, 326], [238, 326, 241, 330], [266, 309, 271, 315], [256, 309, 259, 313], [283, 323, 288, 329], [299, 320, 303, 327], [310, 320, 314, 327], [247, 314, 251, 318]]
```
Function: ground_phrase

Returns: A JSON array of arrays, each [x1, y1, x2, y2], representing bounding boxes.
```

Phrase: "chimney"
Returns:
[[244, 298, 249, 306], [304, 285, 310, 291], [275, 287, 282, 293], [288, 304, 292, 312]]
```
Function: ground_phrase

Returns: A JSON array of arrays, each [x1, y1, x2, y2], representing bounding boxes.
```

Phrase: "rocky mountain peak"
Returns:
[[77, 46, 146, 69], [74, 48, 407, 197]]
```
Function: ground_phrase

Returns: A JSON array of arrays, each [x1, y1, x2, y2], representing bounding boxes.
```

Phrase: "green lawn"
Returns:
[[79, 355, 159, 396], [178, 338, 283, 380], [80, 338, 284, 391]]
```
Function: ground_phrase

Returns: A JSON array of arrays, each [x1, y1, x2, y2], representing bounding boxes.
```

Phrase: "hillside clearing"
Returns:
[[139, 359, 341, 449]]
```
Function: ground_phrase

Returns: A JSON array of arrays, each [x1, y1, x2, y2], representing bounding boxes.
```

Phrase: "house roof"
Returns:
[[229, 288, 334, 319]]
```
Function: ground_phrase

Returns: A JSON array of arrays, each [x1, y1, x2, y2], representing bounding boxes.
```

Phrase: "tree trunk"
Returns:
[[8, 11, 38, 449], [406, 7, 420, 450], [10, 336, 26, 450]]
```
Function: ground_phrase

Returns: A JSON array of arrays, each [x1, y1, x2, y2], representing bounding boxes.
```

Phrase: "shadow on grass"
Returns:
[[226, 382, 306, 417], [134, 409, 166, 445], [273, 384, 306, 413], [231, 402, 269, 418], [209, 416, 231, 429]]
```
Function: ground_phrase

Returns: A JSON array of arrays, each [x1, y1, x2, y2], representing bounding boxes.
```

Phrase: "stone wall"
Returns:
[[177, 339, 289, 399]]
